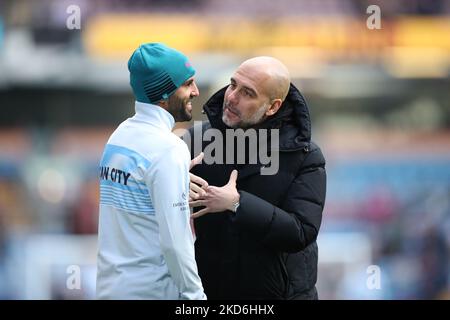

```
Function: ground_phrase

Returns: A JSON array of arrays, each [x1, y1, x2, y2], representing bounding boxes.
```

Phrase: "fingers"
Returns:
[[190, 182, 206, 194], [190, 182, 206, 199], [189, 190, 198, 201], [191, 207, 210, 219], [189, 199, 205, 208], [189, 152, 204, 170], [190, 173, 208, 189], [227, 170, 238, 186]]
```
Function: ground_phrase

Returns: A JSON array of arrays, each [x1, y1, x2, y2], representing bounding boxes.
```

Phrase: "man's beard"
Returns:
[[167, 94, 192, 122], [222, 101, 269, 129]]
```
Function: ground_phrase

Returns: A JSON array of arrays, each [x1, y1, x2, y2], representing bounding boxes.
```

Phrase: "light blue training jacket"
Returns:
[[96, 101, 205, 300]]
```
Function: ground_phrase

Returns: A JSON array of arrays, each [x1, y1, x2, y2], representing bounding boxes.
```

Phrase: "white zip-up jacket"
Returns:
[[96, 101, 206, 300]]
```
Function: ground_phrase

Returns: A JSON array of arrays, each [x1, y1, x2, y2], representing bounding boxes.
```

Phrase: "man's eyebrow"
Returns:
[[230, 77, 257, 96], [242, 85, 257, 96]]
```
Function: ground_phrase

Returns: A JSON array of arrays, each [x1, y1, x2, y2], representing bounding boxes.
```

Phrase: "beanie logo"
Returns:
[[185, 61, 192, 68]]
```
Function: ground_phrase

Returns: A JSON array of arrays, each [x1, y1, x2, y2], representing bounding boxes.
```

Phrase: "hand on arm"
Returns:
[[190, 170, 240, 218]]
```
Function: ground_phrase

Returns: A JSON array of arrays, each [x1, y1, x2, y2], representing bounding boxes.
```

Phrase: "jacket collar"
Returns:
[[134, 101, 175, 131]]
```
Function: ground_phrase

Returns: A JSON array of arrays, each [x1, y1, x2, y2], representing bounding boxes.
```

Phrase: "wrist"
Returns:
[[228, 192, 240, 212]]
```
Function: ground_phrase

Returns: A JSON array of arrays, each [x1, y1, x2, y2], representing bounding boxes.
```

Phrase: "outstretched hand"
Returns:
[[190, 170, 240, 219]]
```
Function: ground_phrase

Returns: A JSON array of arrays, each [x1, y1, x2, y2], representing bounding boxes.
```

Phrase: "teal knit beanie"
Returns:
[[128, 43, 195, 104]]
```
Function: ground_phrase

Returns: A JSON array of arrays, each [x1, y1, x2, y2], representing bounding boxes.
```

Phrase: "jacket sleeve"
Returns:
[[146, 145, 206, 300], [233, 146, 326, 253]]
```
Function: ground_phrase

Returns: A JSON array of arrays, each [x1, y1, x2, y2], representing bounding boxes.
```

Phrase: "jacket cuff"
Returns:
[[232, 190, 274, 236]]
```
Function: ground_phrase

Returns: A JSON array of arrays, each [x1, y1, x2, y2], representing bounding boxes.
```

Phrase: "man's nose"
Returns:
[[191, 82, 199, 97], [226, 88, 238, 105]]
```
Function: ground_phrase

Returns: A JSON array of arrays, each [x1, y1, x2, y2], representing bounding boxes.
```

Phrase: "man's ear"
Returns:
[[265, 99, 283, 117]]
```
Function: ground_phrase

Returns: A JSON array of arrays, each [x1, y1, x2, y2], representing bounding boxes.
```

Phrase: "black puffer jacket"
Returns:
[[184, 84, 326, 300]]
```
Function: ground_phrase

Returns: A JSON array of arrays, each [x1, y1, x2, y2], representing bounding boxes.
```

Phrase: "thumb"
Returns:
[[227, 170, 238, 186], [190, 152, 204, 170]]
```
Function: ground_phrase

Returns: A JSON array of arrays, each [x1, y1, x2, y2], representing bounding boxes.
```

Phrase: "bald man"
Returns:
[[183, 57, 327, 299], [222, 57, 290, 129]]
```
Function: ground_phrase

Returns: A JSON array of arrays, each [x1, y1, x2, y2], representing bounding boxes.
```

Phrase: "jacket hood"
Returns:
[[202, 83, 312, 151]]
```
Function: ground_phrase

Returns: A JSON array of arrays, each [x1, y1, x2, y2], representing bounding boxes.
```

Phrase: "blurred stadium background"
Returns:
[[0, 0, 449, 299]]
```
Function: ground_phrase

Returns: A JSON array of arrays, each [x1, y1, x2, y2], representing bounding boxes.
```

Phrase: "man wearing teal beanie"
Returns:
[[128, 42, 198, 121], [96, 43, 206, 300]]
